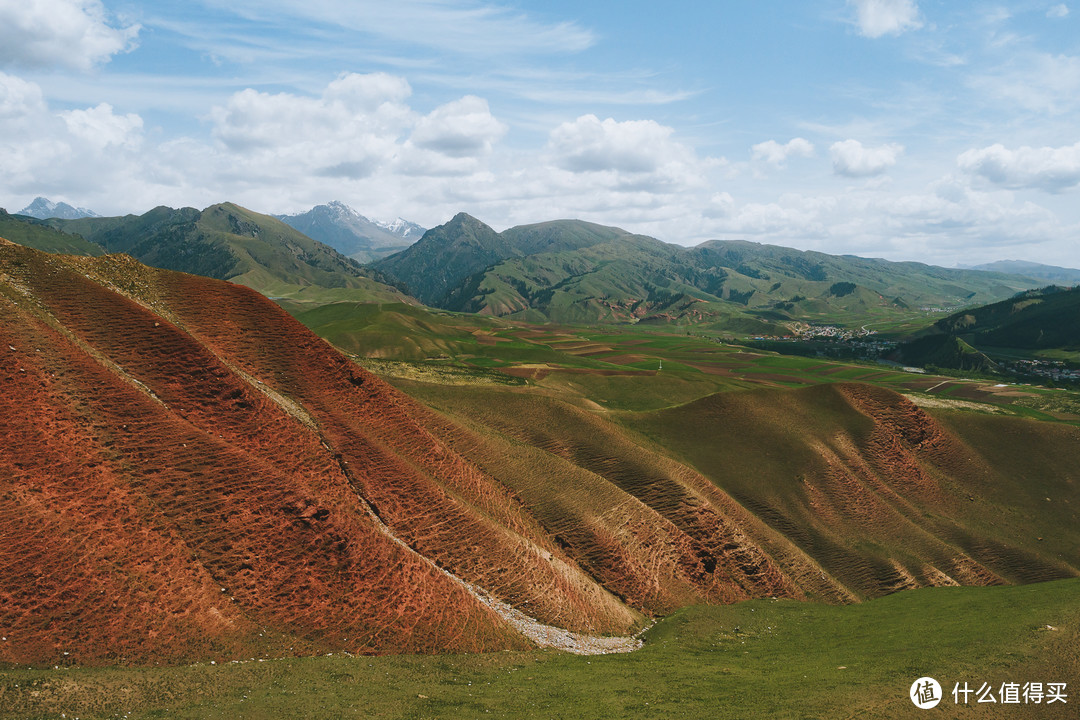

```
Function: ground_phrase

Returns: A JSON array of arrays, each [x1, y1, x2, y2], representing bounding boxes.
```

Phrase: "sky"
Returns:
[[1, 0, 1078, 267]]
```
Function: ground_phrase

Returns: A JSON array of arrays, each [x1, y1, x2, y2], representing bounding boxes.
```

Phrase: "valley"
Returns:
[[5, 1, 1080, 717], [1, 209, 1078, 718]]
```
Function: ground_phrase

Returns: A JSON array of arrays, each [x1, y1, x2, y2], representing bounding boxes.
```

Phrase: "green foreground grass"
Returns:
[[2, 580, 1076, 719]]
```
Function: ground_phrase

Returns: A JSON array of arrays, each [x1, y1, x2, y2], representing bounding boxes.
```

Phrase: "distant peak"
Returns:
[[435, 213, 498, 237], [17, 196, 99, 220], [325, 200, 355, 213], [448, 212, 484, 225]]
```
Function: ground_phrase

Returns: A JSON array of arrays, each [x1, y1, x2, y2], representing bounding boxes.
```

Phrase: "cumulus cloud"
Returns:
[[695, 179, 1068, 268], [323, 72, 411, 113], [548, 115, 693, 174], [0, 72, 149, 206], [750, 138, 815, 166], [409, 96, 506, 158], [210, 72, 415, 180], [958, 142, 1080, 192], [1047, 4, 1069, 18], [60, 103, 142, 150], [0, 0, 139, 71], [848, 0, 922, 38], [830, 139, 903, 177], [0, 72, 47, 119]]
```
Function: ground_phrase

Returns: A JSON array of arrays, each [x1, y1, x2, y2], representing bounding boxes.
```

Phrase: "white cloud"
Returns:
[[848, 0, 922, 38], [60, 103, 142, 150], [409, 96, 506, 158], [1047, 4, 1069, 18], [0, 73, 149, 207], [751, 138, 815, 166], [970, 53, 1080, 115], [0, 0, 139, 71], [958, 142, 1080, 193], [209, 73, 415, 179], [323, 72, 412, 113], [207, 74, 511, 184], [548, 115, 692, 174], [0, 72, 46, 119], [830, 139, 903, 177], [696, 179, 1070, 267]]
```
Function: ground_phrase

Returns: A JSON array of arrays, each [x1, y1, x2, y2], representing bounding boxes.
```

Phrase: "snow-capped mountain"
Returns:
[[374, 217, 425, 241], [276, 201, 425, 263], [18, 197, 100, 220]]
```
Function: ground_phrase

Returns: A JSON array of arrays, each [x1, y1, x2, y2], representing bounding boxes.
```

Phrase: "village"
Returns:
[[749, 322, 894, 350], [999, 357, 1080, 384]]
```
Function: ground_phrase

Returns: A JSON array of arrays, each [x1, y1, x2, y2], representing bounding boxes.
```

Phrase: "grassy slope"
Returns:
[[897, 286, 1080, 367], [289, 302, 503, 359], [373, 216, 1039, 330], [2, 579, 1076, 719], [283, 300, 1080, 418], [50, 203, 410, 304], [373, 213, 515, 305], [624, 385, 1080, 591], [939, 286, 1080, 351], [476, 237, 1039, 329], [695, 240, 1036, 306], [0, 211, 104, 256]]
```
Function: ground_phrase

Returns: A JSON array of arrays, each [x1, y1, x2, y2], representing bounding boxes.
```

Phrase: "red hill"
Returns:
[[0, 242, 632, 665], [2, 239, 1077, 668]]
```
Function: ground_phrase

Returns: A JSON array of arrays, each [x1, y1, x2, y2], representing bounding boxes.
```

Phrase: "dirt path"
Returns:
[[330, 445, 647, 655]]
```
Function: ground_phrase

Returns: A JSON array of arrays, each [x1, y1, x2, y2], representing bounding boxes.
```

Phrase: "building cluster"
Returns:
[[788, 323, 878, 341], [1001, 358, 1080, 382]]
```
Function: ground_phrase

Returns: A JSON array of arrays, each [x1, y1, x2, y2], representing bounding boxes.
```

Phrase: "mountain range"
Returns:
[[276, 201, 425, 263], [2, 200, 1071, 349], [372, 213, 1042, 330]]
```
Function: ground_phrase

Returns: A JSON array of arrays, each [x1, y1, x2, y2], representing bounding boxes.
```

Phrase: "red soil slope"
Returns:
[[0, 242, 632, 665]]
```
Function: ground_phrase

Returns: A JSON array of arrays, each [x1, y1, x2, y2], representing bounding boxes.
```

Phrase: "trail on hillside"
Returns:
[[325, 449, 645, 655]]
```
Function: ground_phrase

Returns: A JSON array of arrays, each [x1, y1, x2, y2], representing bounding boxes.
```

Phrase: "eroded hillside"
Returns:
[[0, 241, 631, 665], [2, 239, 1077, 668]]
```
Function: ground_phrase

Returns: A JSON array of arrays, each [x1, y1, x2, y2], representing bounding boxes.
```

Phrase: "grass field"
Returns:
[[286, 301, 1080, 422], [2, 580, 1075, 719]]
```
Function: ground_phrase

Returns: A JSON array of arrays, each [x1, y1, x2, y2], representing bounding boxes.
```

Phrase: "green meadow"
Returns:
[[2, 580, 1076, 719]]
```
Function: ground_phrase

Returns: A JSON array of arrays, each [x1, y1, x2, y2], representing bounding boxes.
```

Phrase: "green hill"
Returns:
[[48, 203, 408, 303], [897, 285, 1080, 371], [0, 209, 104, 256], [372, 213, 516, 305], [899, 334, 999, 372], [934, 285, 1080, 350], [373, 215, 1040, 330], [691, 239, 1034, 312]]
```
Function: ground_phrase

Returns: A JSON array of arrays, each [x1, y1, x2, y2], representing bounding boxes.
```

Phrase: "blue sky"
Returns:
[[1, 0, 1078, 267]]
